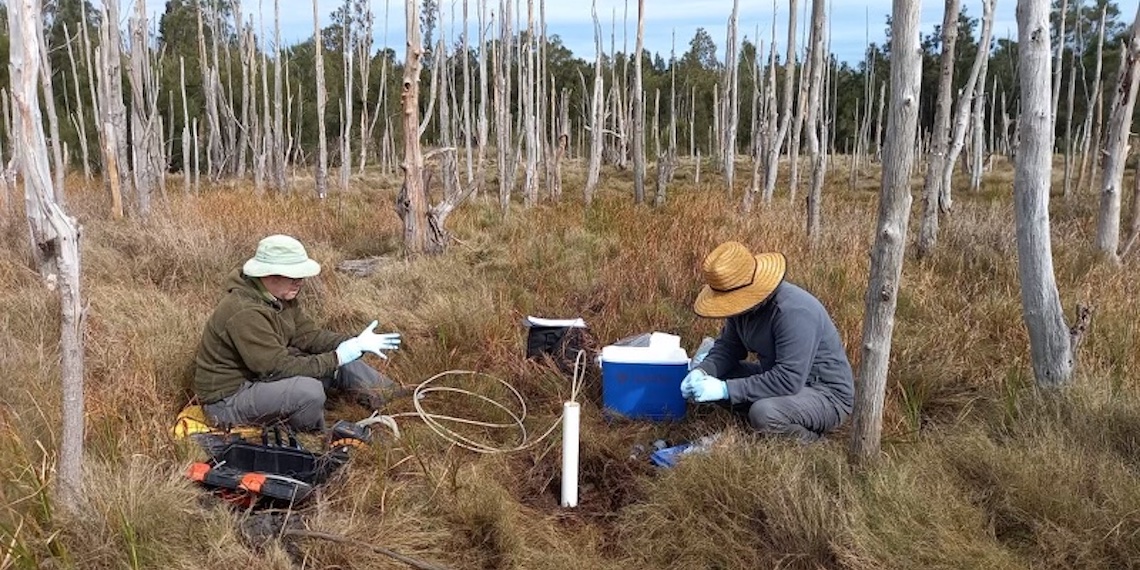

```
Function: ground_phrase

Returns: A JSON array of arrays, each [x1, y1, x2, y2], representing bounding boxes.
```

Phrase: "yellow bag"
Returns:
[[172, 405, 263, 440], [172, 405, 213, 439]]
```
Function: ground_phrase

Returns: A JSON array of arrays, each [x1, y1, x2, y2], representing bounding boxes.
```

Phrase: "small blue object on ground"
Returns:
[[649, 442, 695, 468], [647, 434, 722, 468]]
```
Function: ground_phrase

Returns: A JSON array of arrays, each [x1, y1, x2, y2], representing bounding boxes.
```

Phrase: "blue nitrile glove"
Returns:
[[336, 337, 363, 366], [681, 369, 728, 402], [680, 369, 707, 399], [353, 320, 401, 358], [336, 321, 402, 365], [691, 377, 729, 402]]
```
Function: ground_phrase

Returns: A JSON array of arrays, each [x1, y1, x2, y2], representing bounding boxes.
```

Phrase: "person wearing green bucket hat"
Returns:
[[193, 234, 405, 432], [680, 241, 854, 442]]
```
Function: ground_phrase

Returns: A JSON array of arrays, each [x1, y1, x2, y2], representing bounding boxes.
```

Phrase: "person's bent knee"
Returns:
[[747, 399, 788, 433], [286, 376, 326, 431]]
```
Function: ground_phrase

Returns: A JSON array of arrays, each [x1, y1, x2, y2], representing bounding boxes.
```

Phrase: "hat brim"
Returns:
[[242, 258, 321, 279], [693, 253, 786, 318]]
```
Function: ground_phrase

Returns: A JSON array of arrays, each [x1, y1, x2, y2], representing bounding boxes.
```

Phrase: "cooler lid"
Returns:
[[600, 345, 689, 365]]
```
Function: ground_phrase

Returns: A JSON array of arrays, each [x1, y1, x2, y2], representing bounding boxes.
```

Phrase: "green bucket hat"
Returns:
[[242, 235, 321, 279]]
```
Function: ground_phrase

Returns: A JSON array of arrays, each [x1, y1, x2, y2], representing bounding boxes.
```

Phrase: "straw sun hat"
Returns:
[[693, 241, 787, 318], [242, 235, 322, 279]]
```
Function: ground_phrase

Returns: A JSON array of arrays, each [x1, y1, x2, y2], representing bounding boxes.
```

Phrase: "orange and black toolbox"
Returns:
[[186, 421, 369, 508]]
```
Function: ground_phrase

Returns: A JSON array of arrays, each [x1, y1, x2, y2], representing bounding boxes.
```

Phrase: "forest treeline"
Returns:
[[0, 0, 1132, 182]]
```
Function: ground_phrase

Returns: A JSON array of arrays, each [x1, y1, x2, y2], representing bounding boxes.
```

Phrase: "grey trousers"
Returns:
[[203, 360, 397, 432], [724, 361, 849, 443]]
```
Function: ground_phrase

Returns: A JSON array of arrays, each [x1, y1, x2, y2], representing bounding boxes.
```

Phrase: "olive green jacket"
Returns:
[[193, 269, 351, 403]]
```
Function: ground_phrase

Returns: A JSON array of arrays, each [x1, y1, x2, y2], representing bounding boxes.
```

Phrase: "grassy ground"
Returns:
[[1, 157, 1139, 569]]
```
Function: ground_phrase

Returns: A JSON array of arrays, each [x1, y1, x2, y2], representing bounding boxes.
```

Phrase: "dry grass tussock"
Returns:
[[2, 160, 1139, 569]]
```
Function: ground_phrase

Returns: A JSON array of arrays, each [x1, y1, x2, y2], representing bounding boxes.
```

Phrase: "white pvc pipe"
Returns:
[[560, 401, 580, 508]]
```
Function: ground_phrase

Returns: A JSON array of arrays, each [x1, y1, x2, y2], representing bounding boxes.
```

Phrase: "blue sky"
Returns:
[[146, 0, 1140, 66]]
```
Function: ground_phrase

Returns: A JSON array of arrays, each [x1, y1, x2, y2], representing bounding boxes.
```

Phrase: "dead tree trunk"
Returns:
[[311, 0, 328, 198], [655, 32, 679, 207], [632, 0, 646, 204], [476, 0, 489, 193], [180, 57, 191, 193], [98, 0, 131, 217], [233, 2, 250, 179], [722, 0, 740, 196], [583, 1, 604, 205], [63, 24, 91, 180], [1095, 3, 1140, 265], [1014, 0, 1078, 387], [849, 0, 922, 465], [398, 0, 428, 253], [788, 28, 810, 203], [746, 36, 778, 212], [762, 0, 799, 203], [941, 0, 993, 212], [495, 0, 517, 210], [462, 0, 475, 186], [969, 53, 989, 192], [356, 2, 374, 173], [129, 2, 162, 218], [8, 0, 86, 512], [437, 40, 459, 201], [912, 0, 957, 258], [1119, 161, 1140, 259], [1077, 8, 1107, 196], [804, 0, 827, 243], [273, 0, 287, 192], [1062, 42, 1078, 198], [522, 0, 539, 206], [36, 17, 65, 202], [1051, 0, 1069, 141], [197, 2, 223, 181]]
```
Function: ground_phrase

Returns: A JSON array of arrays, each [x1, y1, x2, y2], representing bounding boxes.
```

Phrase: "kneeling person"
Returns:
[[194, 234, 403, 432], [680, 241, 854, 442]]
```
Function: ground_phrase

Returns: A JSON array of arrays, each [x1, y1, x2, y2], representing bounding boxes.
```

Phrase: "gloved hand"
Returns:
[[336, 321, 401, 365], [679, 369, 706, 399], [335, 337, 364, 366], [680, 369, 728, 402]]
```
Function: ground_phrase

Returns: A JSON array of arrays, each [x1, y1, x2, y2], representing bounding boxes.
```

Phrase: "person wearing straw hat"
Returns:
[[680, 241, 854, 442], [193, 234, 404, 432]]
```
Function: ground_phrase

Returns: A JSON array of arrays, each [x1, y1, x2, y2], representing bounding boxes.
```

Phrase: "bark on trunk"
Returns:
[[1076, 8, 1106, 196], [1095, 3, 1140, 265], [99, 0, 132, 216], [9, 0, 86, 512], [1013, 0, 1075, 387], [762, 0, 799, 203], [63, 24, 91, 180], [129, 2, 161, 218], [37, 17, 65, 202], [849, 0, 922, 465], [197, 2, 222, 181], [522, 0, 539, 206], [804, 0, 827, 243], [941, 0, 994, 212], [398, 0, 428, 253], [495, 0, 517, 210], [584, 2, 604, 205], [722, 0, 740, 197], [1051, 0, 1069, 141], [632, 0, 646, 204], [313, 0, 328, 198], [273, 0, 287, 192], [916, 0, 959, 258]]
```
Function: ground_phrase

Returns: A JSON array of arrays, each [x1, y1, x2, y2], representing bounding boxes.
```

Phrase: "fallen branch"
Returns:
[[283, 529, 454, 570]]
